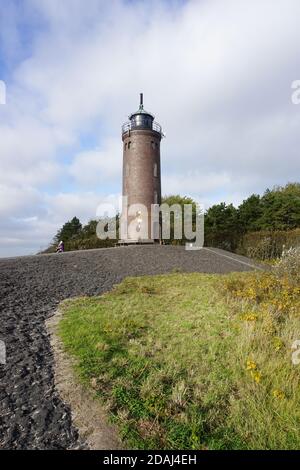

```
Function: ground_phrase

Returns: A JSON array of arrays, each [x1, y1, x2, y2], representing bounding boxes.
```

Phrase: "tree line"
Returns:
[[204, 182, 300, 251], [45, 182, 300, 257]]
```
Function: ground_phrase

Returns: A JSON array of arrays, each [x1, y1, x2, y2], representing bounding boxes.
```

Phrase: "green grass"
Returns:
[[58, 272, 300, 450]]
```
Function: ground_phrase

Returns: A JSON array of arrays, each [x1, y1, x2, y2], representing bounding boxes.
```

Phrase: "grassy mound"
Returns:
[[58, 270, 300, 450]]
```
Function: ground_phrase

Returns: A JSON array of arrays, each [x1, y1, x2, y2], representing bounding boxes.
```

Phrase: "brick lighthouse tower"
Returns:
[[120, 94, 163, 244]]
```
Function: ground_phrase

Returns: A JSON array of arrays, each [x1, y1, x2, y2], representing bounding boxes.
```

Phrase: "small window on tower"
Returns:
[[154, 163, 158, 177], [128, 141, 131, 149], [151, 141, 155, 149]]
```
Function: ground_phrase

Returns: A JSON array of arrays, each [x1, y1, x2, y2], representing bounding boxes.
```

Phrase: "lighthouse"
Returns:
[[120, 94, 163, 244]]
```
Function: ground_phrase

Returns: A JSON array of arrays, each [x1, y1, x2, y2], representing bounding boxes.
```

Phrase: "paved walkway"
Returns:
[[0, 246, 263, 449]]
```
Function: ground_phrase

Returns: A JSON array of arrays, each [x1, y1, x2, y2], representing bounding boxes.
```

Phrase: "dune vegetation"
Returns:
[[58, 249, 300, 449]]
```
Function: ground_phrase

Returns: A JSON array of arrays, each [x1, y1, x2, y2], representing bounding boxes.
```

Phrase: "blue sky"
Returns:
[[0, 0, 300, 257]]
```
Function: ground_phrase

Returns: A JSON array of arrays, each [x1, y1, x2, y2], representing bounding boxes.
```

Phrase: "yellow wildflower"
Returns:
[[273, 389, 285, 399], [246, 288, 256, 299], [242, 313, 258, 322], [273, 337, 284, 351], [246, 360, 257, 371], [250, 370, 262, 384]]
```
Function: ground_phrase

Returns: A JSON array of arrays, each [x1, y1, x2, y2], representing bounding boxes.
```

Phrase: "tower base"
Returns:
[[118, 239, 158, 246]]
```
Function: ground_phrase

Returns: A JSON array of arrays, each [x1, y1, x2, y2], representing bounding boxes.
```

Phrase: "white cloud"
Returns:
[[164, 171, 231, 197], [0, 184, 42, 218], [69, 139, 121, 186], [45, 191, 113, 222]]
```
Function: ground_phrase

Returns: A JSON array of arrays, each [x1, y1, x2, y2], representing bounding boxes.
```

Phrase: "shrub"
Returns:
[[237, 229, 300, 260], [274, 246, 300, 285]]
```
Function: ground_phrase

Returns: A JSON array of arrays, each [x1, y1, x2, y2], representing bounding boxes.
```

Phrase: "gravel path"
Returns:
[[0, 246, 262, 449]]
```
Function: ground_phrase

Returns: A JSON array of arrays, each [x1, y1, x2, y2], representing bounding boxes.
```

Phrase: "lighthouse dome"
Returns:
[[129, 94, 154, 130], [122, 93, 163, 136]]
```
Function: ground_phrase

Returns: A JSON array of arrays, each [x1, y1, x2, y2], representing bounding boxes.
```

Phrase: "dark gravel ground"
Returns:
[[0, 245, 262, 450]]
